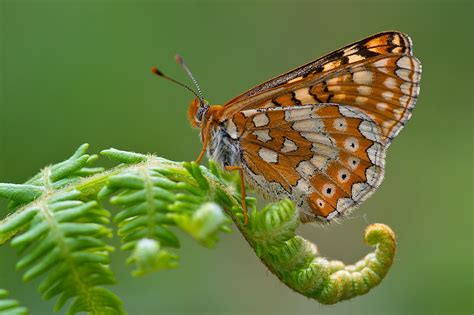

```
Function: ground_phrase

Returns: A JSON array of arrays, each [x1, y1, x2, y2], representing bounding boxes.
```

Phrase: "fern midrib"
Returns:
[[39, 169, 96, 313], [141, 167, 157, 239]]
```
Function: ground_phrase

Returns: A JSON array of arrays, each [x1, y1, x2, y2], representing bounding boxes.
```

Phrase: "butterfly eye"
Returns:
[[196, 106, 208, 123]]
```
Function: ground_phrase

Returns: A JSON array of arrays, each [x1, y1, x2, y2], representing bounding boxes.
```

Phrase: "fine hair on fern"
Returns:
[[0, 144, 397, 314]]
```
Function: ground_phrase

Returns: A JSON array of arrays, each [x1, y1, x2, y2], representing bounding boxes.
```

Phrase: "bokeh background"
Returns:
[[0, 1, 472, 314]]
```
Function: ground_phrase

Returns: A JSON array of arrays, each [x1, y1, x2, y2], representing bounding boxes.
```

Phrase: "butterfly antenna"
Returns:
[[175, 54, 205, 102], [151, 66, 202, 101]]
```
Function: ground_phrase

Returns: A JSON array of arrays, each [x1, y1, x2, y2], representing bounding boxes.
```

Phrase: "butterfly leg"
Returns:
[[224, 165, 248, 225], [195, 119, 213, 164]]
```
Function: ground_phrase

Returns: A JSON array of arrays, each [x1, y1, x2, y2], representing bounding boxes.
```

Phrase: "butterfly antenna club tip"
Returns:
[[174, 54, 184, 65], [151, 66, 164, 76]]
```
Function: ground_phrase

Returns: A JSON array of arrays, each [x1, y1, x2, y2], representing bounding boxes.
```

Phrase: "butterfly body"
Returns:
[[186, 31, 421, 223], [207, 120, 242, 168]]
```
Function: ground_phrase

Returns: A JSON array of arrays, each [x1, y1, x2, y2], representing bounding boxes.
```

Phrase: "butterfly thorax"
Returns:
[[207, 123, 242, 169]]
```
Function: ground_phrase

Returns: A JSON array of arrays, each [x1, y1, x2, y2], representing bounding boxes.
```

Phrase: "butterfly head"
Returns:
[[187, 98, 209, 128]]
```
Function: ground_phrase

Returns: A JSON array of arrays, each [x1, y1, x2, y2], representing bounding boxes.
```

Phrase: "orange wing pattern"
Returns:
[[219, 31, 421, 222], [236, 104, 385, 222]]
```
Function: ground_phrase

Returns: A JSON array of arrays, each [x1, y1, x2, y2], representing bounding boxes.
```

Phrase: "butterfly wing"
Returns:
[[236, 104, 386, 222], [221, 31, 421, 143]]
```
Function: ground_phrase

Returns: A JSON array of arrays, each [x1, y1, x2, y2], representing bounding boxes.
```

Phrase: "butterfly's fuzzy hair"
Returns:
[[187, 98, 201, 128]]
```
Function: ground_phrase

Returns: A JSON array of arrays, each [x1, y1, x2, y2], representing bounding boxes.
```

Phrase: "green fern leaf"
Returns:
[[0, 289, 28, 315], [99, 150, 230, 276]]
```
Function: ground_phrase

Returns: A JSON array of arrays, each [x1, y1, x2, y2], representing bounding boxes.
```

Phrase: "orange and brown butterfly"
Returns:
[[152, 31, 421, 225]]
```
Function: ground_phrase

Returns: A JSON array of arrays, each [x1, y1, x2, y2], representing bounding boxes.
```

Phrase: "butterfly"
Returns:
[[153, 31, 421, 224]]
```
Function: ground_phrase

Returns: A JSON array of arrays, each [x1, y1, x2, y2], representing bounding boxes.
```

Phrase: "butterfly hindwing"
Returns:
[[234, 104, 386, 222]]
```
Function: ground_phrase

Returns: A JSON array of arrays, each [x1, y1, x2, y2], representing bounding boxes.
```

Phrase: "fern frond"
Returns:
[[6, 190, 123, 314], [0, 289, 28, 315], [0, 144, 397, 312], [0, 146, 124, 314]]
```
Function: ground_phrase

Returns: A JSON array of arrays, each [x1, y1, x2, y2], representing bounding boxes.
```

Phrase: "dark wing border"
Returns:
[[224, 31, 413, 106]]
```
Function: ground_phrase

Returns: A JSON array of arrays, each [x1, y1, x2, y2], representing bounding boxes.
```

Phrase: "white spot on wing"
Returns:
[[338, 168, 350, 183], [316, 198, 325, 208], [357, 86, 372, 96], [366, 143, 385, 167], [382, 91, 394, 101], [376, 102, 388, 111], [373, 58, 389, 68], [400, 82, 412, 96], [252, 129, 271, 143], [365, 165, 381, 186], [241, 109, 258, 118], [396, 56, 412, 69], [399, 94, 411, 107], [339, 106, 368, 120], [294, 88, 314, 104], [285, 106, 316, 122], [378, 67, 391, 75], [396, 69, 412, 81], [384, 77, 397, 89], [296, 161, 315, 177], [310, 155, 330, 171], [344, 46, 358, 55], [281, 138, 297, 153], [359, 120, 381, 142], [227, 119, 238, 138], [393, 108, 404, 120], [344, 137, 359, 152], [322, 183, 336, 197], [347, 54, 364, 63], [333, 118, 347, 131], [295, 179, 311, 193], [336, 198, 354, 212], [258, 147, 278, 163], [353, 71, 373, 85], [288, 76, 303, 84], [301, 133, 334, 147], [355, 96, 368, 104], [253, 113, 269, 127], [352, 182, 370, 201], [383, 120, 396, 132], [329, 85, 342, 92], [348, 157, 360, 170], [293, 119, 325, 133]]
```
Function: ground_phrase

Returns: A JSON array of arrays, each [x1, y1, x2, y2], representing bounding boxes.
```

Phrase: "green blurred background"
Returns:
[[0, 0, 472, 314]]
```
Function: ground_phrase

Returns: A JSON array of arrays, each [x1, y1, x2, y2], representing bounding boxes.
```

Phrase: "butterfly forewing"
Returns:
[[209, 31, 421, 222], [222, 31, 421, 143], [224, 31, 413, 106]]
